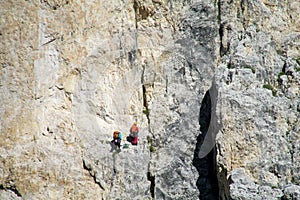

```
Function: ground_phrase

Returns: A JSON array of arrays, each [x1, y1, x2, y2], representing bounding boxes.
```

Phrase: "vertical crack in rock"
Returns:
[[133, 0, 139, 29], [142, 84, 150, 124], [165, 75, 168, 94], [290, 143, 295, 183], [193, 90, 219, 199], [141, 64, 156, 197], [134, 2, 156, 197], [147, 171, 155, 198], [217, 0, 225, 57], [217, 163, 231, 200], [127, 1, 138, 66], [0, 184, 22, 198], [141, 65, 150, 127], [217, 0, 230, 57], [82, 159, 105, 190]]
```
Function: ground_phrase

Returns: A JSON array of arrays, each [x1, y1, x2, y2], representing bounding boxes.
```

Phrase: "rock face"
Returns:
[[0, 0, 299, 199], [215, 1, 300, 199]]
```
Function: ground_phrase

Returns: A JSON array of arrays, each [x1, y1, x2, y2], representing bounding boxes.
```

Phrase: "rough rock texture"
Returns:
[[215, 0, 300, 199], [0, 0, 299, 199]]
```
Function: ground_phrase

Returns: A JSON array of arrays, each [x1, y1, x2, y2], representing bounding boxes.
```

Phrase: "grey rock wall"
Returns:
[[216, 0, 300, 199], [0, 0, 299, 199]]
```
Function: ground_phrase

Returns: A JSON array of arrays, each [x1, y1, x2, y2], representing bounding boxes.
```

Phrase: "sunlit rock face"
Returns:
[[0, 0, 299, 199]]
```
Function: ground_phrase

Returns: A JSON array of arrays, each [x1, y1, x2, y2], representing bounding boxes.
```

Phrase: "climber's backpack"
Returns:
[[113, 131, 119, 139]]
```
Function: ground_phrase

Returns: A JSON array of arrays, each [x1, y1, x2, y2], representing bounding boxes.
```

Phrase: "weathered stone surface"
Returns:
[[230, 168, 283, 200], [282, 185, 300, 200], [0, 189, 22, 200], [1, 0, 299, 199], [215, 0, 300, 199]]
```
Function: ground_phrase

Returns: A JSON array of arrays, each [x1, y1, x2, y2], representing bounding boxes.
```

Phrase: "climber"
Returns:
[[111, 130, 122, 150], [127, 122, 139, 145]]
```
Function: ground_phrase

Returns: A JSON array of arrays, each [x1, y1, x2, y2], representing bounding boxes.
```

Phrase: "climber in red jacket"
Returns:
[[127, 122, 139, 145]]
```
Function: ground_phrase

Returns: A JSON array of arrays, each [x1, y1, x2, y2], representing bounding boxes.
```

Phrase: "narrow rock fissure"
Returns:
[[218, 163, 231, 200], [193, 91, 219, 200], [82, 159, 105, 190], [135, 8, 157, 197], [290, 143, 295, 183], [141, 64, 156, 198], [141, 65, 151, 128], [147, 172, 155, 198], [0, 184, 22, 197], [217, 0, 225, 57], [142, 85, 151, 123], [143, 81, 156, 198], [133, 0, 138, 29]]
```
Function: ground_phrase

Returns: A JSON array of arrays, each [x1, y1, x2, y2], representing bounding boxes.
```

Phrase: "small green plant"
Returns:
[[149, 145, 155, 152], [263, 84, 277, 96], [277, 72, 286, 82], [278, 72, 285, 77], [143, 107, 150, 116], [147, 135, 155, 153], [263, 84, 273, 90], [147, 136, 153, 143]]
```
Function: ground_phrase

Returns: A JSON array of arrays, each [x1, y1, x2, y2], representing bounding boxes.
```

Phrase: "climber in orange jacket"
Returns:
[[127, 122, 139, 145], [111, 130, 122, 150]]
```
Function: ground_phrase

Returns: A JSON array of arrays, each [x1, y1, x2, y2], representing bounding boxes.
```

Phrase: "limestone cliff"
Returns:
[[0, 0, 299, 199]]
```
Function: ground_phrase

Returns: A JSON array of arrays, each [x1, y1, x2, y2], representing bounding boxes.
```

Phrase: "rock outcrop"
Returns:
[[1, 0, 299, 199]]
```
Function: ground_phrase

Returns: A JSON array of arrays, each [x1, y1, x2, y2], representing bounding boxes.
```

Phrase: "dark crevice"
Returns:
[[82, 159, 105, 190], [217, 0, 229, 57], [193, 91, 219, 200], [142, 85, 151, 124], [133, 0, 139, 29], [218, 164, 231, 200], [82, 159, 90, 171], [147, 172, 155, 198], [0, 184, 22, 197], [290, 143, 295, 184], [142, 85, 148, 111], [41, 37, 56, 46], [142, 65, 156, 197], [141, 65, 151, 127], [165, 75, 168, 93], [217, 0, 224, 57]]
